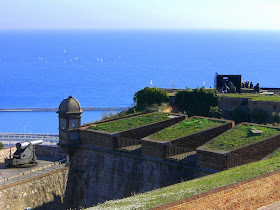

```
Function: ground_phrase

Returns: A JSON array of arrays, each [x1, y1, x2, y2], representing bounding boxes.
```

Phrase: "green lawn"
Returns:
[[150, 118, 224, 141], [88, 113, 170, 133], [91, 156, 280, 210], [206, 124, 280, 151], [270, 150, 280, 159], [220, 93, 280, 102]]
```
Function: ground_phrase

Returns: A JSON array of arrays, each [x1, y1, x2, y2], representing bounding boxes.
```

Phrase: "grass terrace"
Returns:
[[269, 150, 280, 159], [220, 93, 280, 102], [91, 156, 280, 210], [88, 112, 171, 133], [150, 118, 225, 141], [206, 124, 280, 151]]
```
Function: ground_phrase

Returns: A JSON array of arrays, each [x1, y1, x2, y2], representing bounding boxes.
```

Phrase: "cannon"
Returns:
[[5, 140, 43, 167]]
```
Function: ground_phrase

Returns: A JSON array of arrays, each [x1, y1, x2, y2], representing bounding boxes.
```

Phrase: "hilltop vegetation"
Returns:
[[175, 87, 220, 117], [133, 87, 169, 111], [207, 124, 280, 151], [150, 118, 224, 141], [89, 112, 170, 133], [220, 93, 280, 102]]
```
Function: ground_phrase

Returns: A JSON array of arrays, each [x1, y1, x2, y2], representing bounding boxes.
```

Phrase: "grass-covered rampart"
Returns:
[[91, 156, 280, 210], [88, 112, 170, 133], [150, 118, 224, 141], [220, 93, 280, 102], [206, 124, 280, 151]]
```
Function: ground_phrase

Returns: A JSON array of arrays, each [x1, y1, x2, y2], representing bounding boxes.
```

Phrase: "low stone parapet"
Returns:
[[141, 117, 234, 160], [35, 145, 67, 159], [79, 112, 186, 150], [197, 123, 280, 171]]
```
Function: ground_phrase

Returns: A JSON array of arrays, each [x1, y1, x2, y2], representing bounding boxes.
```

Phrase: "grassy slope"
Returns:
[[88, 113, 170, 133], [150, 118, 224, 141], [270, 150, 280, 159], [220, 93, 280, 102], [207, 124, 280, 151], [91, 157, 280, 210]]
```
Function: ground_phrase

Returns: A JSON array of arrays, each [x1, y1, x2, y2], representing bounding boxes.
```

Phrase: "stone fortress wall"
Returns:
[[0, 168, 68, 210], [63, 146, 198, 209], [2, 96, 280, 209], [219, 97, 280, 123]]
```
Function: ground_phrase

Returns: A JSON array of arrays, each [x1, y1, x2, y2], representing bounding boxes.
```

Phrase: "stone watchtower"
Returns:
[[57, 96, 83, 155]]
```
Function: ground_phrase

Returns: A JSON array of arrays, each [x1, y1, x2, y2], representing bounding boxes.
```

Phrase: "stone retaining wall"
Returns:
[[142, 117, 234, 160], [248, 100, 280, 123], [0, 168, 69, 210], [218, 97, 280, 123], [35, 145, 67, 159], [117, 114, 185, 139], [232, 133, 280, 160], [197, 123, 280, 171], [80, 129, 117, 149], [170, 119, 234, 149], [63, 146, 197, 209], [79, 113, 186, 149], [196, 150, 226, 171]]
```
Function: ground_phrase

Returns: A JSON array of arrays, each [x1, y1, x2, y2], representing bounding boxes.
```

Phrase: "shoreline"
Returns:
[[0, 107, 129, 112]]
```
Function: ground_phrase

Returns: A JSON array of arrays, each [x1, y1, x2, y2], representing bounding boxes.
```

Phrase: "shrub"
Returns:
[[229, 107, 248, 123], [0, 142, 3, 149], [272, 112, 280, 124], [133, 87, 169, 111], [251, 107, 268, 124], [126, 107, 137, 114], [209, 106, 222, 118], [100, 111, 115, 120], [175, 87, 220, 116]]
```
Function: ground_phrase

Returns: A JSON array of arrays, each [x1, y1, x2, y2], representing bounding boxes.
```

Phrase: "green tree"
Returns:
[[133, 87, 169, 111], [175, 87, 220, 116]]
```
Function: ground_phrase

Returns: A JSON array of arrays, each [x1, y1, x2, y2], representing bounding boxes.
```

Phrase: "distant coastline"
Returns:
[[0, 107, 129, 112]]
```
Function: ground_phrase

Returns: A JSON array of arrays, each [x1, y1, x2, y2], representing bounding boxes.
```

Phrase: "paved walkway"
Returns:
[[0, 156, 66, 186]]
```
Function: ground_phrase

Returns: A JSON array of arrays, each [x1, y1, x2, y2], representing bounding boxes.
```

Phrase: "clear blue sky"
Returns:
[[1, 0, 280, 30]]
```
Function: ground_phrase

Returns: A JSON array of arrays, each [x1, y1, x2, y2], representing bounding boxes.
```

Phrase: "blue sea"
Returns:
[[1, 30, 280, 133]]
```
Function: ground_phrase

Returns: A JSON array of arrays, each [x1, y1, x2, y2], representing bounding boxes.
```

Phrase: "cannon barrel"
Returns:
[[16, 140, 43, 149]]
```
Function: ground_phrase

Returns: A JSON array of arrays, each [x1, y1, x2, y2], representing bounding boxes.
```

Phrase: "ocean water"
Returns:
[[1, 30, 280, 133]]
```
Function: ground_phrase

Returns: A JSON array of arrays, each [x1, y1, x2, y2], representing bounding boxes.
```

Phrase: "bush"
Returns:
[[251, 107, 268, 124], [133, 87, 169, 111], [272, 112, 280, 124], [126, 107, 137, 114], [209, 106, 222, 118], [0, 142, 3, 149], [175, 87, 220, 116], [229, 107, 248, 123]]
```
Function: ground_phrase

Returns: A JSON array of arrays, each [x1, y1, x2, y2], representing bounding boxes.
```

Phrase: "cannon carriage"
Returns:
[[5, 140, 43, 167]]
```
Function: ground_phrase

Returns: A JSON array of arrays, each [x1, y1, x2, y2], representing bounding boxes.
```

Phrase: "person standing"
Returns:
[[254, 83, 260, 93]]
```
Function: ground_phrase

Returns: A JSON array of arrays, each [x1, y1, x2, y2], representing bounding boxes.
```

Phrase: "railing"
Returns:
[[117, 138, 142, 151], [227, 154, 256, 169], [0, 133, 59, 139], [0, 133, 59, 148], [166, 145, 196, 164]]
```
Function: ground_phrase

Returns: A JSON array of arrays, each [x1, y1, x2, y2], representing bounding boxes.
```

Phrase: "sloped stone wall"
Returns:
[[0, 168, 68, 210], [63, 146, 197, 209]]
